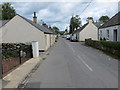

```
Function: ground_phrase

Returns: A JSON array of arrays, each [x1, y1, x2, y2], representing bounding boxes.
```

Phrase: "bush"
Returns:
[[100, 41, 120, 50], [2, 43, 33, 59], [85, 39, 120, 58], [103, 37, 106, 41], [100, 37, 102, 41]]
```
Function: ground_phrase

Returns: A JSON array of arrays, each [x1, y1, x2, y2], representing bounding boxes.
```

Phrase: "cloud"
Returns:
[[10, 1, 119, 31]]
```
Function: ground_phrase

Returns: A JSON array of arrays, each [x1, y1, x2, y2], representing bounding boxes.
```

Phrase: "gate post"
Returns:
[[32, 41, 39, 58]]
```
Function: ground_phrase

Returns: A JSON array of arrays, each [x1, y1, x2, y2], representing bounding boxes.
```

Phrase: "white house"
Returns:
[[0, 13, 54, 51], [42, 23, 57, 48], [99, 11, 120, 41], [73, 18, 98, 41]]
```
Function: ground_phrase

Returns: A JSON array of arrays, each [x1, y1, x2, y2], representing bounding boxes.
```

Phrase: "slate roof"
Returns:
[[0, 20, 9, 28], [17, 14, 53, 34], [99, 11, 120, 29], [94, 21, 104, 28], [72, 23, 88, 34]]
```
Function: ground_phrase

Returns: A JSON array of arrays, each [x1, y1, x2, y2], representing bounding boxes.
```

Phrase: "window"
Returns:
[[100, 30, 102, 37], [106, 30, 109, 40]]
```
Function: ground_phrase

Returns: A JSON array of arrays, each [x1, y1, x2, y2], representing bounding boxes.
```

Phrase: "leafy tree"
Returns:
[[99, 16, 110, 23], [69, 15, 81, 34], [87, 17, 93, 20], [1, 3, 16, 20], [52, 26, 60, 34]]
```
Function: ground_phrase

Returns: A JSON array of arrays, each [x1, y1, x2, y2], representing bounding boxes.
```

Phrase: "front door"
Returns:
[[113, 29, 117, 41]]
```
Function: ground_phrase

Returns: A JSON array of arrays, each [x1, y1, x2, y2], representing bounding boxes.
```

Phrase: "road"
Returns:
[[25, 38, 118, 88]]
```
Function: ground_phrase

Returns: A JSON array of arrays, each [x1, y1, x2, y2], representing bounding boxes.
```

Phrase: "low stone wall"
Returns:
[[85, 38, 120, 57]]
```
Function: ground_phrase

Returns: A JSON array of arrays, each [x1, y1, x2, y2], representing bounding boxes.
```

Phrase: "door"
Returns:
[[113, 29, 117, 41]]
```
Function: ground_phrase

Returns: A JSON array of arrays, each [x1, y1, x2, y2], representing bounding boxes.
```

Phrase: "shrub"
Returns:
[[100, 37, 102, 41], [103, 37, 106, 41], [85, 39, 120, 58]]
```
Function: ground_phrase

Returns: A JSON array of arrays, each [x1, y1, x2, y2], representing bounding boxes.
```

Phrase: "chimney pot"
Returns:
[[33, 12, 37, 23]]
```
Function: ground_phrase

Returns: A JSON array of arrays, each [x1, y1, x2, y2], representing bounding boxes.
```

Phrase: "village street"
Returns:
[[25, 38, 118, 88]]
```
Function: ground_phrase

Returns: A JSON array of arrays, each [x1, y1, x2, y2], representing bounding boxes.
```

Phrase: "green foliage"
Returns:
[[100, 37, 102, 41], [69, 15, 81, 34], [2, 54, 10, 59], [2, 43, 33, 59], [100, 41, 120, 50], [1, 3, 16, 20], [52, 26, 60, 34], [85, 39, 120, 58], [99, 16, 110, 23], [103, 37, 106, 41], [87, 17, 93, 20]]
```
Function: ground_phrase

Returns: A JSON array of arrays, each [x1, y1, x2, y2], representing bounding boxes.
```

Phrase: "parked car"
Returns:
[[70, 35, 77, 42], [66, 35, 70, 40]]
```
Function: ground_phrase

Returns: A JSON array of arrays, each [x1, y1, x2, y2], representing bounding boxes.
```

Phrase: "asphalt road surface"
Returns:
[[25, 38, 118, 88]]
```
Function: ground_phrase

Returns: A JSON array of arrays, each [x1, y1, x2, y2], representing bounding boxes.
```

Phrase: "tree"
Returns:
[[1, 3, 16, 20], [99, 16, 110, 23], [52, 26, 60, 34], [69, 15, 81, 34]]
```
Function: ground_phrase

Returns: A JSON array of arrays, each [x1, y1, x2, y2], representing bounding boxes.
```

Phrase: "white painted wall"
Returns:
[[45, 34, 51, 50], [99, 25, 120, 41], [79, 20, 98, 41], [0, 15, 46, 50]]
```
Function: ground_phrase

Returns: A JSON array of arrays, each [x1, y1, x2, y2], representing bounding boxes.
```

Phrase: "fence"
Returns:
[[2, 43, 33, 76]]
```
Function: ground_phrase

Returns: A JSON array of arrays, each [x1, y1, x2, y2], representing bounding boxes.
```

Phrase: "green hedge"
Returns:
[[2, 43, 33, 59], [85, 39, 120, 58], [100, 41, 120, 50]]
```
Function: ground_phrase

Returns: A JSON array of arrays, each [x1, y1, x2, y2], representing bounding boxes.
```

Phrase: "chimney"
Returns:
[[33, 12, 37, 23]]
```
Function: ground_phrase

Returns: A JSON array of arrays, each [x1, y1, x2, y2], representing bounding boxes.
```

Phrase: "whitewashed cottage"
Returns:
[[73, 18, 98, 41], [0, 12, 55, 51], [99, 11, 120, 41]]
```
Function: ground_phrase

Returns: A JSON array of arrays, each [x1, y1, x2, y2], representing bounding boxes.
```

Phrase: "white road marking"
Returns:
[[77, 55, 93, 71], [65, 42, 75, 53]]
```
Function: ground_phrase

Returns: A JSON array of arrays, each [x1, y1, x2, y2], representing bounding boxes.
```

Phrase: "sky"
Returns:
[[1, 0, 120, 31]]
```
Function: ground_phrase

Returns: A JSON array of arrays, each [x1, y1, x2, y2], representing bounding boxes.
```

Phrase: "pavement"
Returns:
[[25, 38, 118, 88], [2, 57, 42, 88]]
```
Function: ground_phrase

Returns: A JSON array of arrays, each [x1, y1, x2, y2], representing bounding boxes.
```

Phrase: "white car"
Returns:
[[70, 35, 77, 42], [66, 35, 70, 40]]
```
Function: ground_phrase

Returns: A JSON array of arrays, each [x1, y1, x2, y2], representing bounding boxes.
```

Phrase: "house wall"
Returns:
[[1, 15, 46, 50], [79, 22, 98, 41], [99, 25, 120, 41], [45, 34, 51, 50], [50, 34, 54, 46]]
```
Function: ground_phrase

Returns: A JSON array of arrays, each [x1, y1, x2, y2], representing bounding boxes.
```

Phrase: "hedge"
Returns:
[[2, 43, 33, 59], [85, 39, 120, 58]]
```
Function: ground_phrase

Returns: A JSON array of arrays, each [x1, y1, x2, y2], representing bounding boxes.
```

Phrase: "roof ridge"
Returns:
[[99, 11, 120, 29], [16, 14, 53, 34]]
